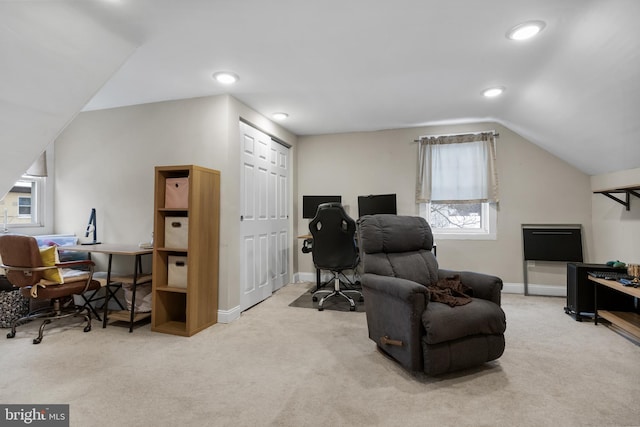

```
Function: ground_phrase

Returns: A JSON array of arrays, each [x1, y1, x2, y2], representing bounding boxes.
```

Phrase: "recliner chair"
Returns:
[[357, 214, 506, 375], [309, 203, 362, 311], [0, 234, 101, 344]]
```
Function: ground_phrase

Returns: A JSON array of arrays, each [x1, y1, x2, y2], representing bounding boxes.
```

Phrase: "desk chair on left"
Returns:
[[0, 234, 101, 344]]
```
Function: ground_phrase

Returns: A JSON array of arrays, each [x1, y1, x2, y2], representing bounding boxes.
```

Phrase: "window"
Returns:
[[420, 201, 496, 239], [18, 196, 32, 216], [416, 132, 498, 240], [0, 176, 45, 228], [1, 149, 51, 233]]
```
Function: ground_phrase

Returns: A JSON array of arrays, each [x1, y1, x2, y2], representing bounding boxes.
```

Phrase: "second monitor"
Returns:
[[358, 194, 397, 217]]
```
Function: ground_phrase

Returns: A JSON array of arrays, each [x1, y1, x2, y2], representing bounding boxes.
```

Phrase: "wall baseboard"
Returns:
[[502, 282, 566, 297], [218, 278, 565, 324], [294, 272, 316, 283], [295, 272, 566, 297], [217, 305, 241, 324]]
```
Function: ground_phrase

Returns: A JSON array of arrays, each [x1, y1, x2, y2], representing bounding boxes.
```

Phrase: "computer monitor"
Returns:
[[302, 195, 342, 219], [358, 194, 397, 217]]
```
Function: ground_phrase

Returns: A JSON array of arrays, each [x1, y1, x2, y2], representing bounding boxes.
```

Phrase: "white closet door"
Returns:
[[239, 122, 290, 311], [271, 140, 289, 292]]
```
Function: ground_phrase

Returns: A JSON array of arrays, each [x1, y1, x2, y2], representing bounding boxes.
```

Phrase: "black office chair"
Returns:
[[309, 203, 362, 311]]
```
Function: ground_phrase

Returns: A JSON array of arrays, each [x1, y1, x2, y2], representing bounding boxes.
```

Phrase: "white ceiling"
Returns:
[[0, 1, 135, 198], [5, 0, 640, 178]]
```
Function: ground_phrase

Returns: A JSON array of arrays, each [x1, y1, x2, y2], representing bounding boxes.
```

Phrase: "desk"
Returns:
[[590, 276, 640, 339], [63, 244, 153, 332]]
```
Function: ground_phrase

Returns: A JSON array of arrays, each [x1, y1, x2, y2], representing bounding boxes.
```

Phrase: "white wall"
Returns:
[[591, 167, 640, 265], [297, 122, 593, 294], [52, 94, 634, 306], [54, 95, 297, 317]]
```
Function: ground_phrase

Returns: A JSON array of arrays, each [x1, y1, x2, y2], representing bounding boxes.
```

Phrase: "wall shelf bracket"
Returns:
[[593, 185, 640, 211]]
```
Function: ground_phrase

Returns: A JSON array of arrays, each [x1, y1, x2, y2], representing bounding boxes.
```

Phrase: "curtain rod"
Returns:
[[412, 130, 499, 143]]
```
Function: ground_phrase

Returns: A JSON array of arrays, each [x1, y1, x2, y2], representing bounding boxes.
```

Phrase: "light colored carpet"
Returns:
[[1, 283, 639, 427]]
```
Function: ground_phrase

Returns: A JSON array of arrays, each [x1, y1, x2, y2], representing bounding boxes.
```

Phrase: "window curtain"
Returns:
[[416, 132, 498, 203]]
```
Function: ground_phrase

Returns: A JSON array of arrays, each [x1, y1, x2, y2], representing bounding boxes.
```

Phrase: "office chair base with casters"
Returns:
[[7, 296, 93, 344], [312, 276, 363, 311], [310, 269, 361, 294]]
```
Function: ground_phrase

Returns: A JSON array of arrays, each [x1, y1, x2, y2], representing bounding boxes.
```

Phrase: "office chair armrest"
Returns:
[[438, 269, 503, 305], [1, 260, 95, 272], [1, 264, 59, 273], [55, 260, 95, 269], [56, 260, 97, 294], [361, 273, 429, 372]]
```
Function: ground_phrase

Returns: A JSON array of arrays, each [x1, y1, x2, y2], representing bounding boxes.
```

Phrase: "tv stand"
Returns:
[[590, 276, 640, 340]]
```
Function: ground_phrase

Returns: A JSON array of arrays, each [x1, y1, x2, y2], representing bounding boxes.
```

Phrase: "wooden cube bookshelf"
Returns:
[[151, 165, 220, 336]]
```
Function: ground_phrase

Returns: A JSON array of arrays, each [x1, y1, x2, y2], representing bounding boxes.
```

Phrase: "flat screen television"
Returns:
[[302, 195, 342, 219], [358, 194, 397, 217]]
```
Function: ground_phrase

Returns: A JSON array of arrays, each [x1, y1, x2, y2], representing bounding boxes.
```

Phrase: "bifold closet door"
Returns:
[[239, 122, 290, 311]]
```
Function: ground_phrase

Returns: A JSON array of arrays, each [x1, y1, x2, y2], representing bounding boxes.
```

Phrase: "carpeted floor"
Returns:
[[1, 282, 639, 427]]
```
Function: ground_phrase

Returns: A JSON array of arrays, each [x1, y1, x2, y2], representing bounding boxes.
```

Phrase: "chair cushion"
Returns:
[[422, 298, 506, 345], [39, 246, 64, 284], [310, 203, 359, 270]]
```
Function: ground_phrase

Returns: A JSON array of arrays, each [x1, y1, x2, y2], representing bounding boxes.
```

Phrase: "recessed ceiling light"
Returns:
[[212, 71, 239, 85], [482, 87, 505, 98], [272, 112, 289, 121], [506, 21, 546, 41]]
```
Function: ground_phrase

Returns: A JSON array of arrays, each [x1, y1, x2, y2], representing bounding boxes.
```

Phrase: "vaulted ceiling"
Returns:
[[2, 0, 639, 198]]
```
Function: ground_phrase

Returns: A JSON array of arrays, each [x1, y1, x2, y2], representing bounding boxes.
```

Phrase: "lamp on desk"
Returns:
[[82, 208, 101, 245]]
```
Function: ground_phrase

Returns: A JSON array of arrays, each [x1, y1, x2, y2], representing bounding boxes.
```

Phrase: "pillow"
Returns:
[[39, 246, 64, 284]]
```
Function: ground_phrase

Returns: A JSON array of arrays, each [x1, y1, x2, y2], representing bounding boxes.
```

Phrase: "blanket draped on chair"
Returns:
[[427, 274, 473, 307]]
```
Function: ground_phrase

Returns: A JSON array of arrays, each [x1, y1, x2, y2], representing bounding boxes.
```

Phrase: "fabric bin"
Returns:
[[122, 282, 152, 313], [168, 256, 188, 288], [165, 217, 188, 249], [165, 177, 189, 208]]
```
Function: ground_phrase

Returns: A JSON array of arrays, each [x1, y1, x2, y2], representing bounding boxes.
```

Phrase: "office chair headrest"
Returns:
[[316, 202, 345, 212], [311, 202, 355, 234], [358, 215, 433, 254]]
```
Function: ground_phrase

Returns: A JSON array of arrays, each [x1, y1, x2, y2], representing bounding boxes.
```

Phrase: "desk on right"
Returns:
[[590, 276, 640, 340]]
